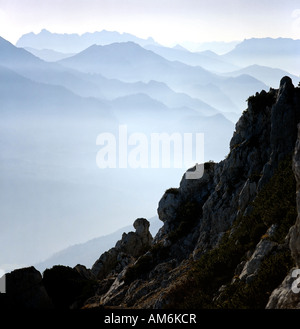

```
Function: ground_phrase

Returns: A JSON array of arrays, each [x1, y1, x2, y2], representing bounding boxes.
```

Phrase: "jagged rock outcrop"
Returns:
[[192, 76, 299, 261], [193, 88, 275, 256], [91, 218, 152, 279], [156, 164, 215, 260], [80, 76, 300, 309]]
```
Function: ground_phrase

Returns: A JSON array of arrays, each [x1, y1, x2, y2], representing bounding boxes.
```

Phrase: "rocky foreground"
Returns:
[[1, 76, 300, 309]]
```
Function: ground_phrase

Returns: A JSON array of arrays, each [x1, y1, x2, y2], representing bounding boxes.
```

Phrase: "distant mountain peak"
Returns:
[[223, 37, 300, 75], [172, 44, 188, 51], [40, 28, 51, 34], [232, 37, 300, 52]]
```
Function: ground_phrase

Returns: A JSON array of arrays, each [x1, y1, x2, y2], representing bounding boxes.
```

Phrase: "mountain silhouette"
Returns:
[[225, 64, 299, 88], [59, 41, 267, 114], [16, 29, 159, 53], [145, 44, 239, 73]]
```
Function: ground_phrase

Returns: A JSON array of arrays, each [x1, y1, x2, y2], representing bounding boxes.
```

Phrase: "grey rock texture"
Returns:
[[239, 238, 277, 282], [91, 218, 152, 279]]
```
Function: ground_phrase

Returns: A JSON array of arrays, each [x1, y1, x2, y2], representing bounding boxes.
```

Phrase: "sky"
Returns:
[[0, 0, 300, 46]]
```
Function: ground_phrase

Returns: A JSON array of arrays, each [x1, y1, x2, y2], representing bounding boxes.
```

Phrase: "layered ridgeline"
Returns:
[[2, 77, 300, 309]]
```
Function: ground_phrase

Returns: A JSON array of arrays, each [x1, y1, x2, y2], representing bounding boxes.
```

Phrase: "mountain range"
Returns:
[[18, 31, 300, 79], [14, 32, 300, 112], [143, 44, 239, 73], [16, 29, 159, 53], [222, 37, 300, 75], [224, 64, 300, 88], [58, 41, 271, 113], [0, 34, 234, 271]]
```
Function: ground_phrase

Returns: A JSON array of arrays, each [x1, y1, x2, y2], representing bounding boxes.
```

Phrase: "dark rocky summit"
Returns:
[[2, 77, 300, 309]]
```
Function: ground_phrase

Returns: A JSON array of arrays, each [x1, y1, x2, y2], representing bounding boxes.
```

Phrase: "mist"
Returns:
[[0, 31, 299, 272]]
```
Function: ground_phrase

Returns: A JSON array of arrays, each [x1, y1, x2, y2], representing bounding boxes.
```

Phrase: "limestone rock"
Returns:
[[157, 190, 182, 225], [91, 218, 152, 279], [157, 165, 216, 258], [100, 269, 127, 306], [239, 238, 277, 282], [238, 179, 257, 215]]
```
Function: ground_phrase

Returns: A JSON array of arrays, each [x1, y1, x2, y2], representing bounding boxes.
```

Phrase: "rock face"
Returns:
[[266, 120, 300, 309], [91, 218, 152, 279], [290, 126, 300, 267], [81, 76, 300, 309], [239, 238, 277, 283]]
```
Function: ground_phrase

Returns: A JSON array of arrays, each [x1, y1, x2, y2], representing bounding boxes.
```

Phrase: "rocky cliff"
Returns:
[[2, 77, 300, 309]]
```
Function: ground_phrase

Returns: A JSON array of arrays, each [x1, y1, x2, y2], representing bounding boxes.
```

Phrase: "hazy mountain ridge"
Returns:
[[181, 40, 240, 54], [0, 64, 111, 116], [0, 34, 235, 271], [144, 44, 239, 73], [16, 29, 159, 53], [1, 36, 232, 119], [223, 37, 300, 75], [224, 64, 300, 88], [58, 41, 269, 112], [24, 47, 75, 62], [58, 41, 220, 85], [0, 36, 104, 99], [13, 32, 296, 115]]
